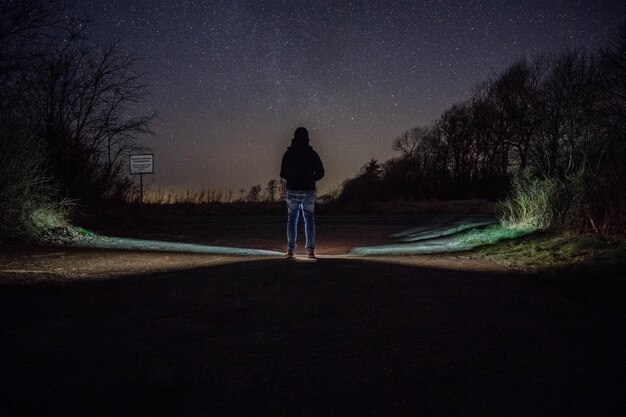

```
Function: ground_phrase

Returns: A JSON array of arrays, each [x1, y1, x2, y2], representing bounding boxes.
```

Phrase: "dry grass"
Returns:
[[475, 231, 626, 270], [0, 128, 72, 242], [143, 187, 239, 204], [497, 171, 584, 231]]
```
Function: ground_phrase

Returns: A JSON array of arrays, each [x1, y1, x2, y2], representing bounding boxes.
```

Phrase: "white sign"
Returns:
[[129, 154, 154, 174]]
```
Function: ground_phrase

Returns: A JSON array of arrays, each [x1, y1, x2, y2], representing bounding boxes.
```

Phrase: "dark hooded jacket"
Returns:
[[280, 136, 325, 191]]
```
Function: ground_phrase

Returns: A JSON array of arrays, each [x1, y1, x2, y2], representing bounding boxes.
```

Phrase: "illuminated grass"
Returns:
[[497, 171, 584, 231], [351, 224, 533, 256], [67, 235, 282, 256], [456, 225, 534, 247], [28, 206, 78, 243], [73, 227, 96, 238], [393, 217, 497, 242], [30, 208, 69, 232]]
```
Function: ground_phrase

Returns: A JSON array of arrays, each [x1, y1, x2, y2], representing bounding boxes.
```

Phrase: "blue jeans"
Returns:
[[286, 190, 316, 253]]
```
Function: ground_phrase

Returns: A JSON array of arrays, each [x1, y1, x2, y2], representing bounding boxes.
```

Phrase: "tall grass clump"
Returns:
[[0, 127, 71, 242], [497, 170, 584, 231]]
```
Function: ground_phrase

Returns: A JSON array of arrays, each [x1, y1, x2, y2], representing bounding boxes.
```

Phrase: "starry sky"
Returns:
[[78, 0, 625, 194]]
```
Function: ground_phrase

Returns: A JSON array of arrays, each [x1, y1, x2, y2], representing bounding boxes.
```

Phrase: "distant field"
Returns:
[[87, 199, 495, 218]]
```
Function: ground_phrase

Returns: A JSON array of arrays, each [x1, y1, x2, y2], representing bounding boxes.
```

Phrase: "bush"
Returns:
[[0, 126, 71, 242], [497, 170, 584, 230]]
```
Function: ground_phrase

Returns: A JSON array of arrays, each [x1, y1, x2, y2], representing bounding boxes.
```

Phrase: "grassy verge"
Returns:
[[474, 232, 626, 270]]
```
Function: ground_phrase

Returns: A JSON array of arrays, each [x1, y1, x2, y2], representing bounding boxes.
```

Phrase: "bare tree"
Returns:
[[23, 37, 155, 202], [391, 126, 438, 199], [597, 23, 626, 131], [279, 179, 287, 201], [247, 184, 262, 202], [265, 179, 278, 202], [392, 126, 429, 164], [435, 103, 477, 189], [0, 0, 83, 111], [590, 23, 626, 232], [532, 50, 597, 178], [499, 58, 548, 172]]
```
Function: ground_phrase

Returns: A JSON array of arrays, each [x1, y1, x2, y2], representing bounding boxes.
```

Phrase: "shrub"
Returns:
[[497, 170, 584, 230], [0, 126, 72, 242]]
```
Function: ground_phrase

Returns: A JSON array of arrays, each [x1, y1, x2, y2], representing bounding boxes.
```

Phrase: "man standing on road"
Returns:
[[280, 127, 325, 258]]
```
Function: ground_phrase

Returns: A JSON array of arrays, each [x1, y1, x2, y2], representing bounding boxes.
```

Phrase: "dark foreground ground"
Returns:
[[1, 252, 625, 416], [1, 217, 625, 416]]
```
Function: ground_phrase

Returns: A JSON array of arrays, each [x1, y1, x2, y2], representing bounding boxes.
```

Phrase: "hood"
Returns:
[[289, 136, 311, 150]]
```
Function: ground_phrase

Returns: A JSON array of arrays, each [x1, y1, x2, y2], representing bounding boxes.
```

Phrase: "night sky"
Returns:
[[78, 0, 625, 194]]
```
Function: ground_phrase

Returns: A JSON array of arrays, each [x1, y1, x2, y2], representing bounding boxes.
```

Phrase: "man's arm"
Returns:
[[280, 152, 289, 180], [313, 152, 324, 182]]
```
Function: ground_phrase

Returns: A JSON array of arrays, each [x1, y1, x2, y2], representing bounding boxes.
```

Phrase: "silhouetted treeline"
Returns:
[[341, 23, 626, 232]]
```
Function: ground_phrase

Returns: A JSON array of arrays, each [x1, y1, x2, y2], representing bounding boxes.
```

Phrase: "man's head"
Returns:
[[294, 127, 309, 140]]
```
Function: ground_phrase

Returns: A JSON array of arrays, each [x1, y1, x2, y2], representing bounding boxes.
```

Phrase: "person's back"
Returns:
[[280, 127, 324, 258], [280, 129, 324, 191]]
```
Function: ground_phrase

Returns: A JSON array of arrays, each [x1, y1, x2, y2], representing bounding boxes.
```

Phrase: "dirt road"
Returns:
[[78, 214, 498, 255], [1, 247, 624, 416]]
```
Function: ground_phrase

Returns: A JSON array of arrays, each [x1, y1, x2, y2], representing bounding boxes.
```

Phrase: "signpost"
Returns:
[[129, 154, 154, 204]]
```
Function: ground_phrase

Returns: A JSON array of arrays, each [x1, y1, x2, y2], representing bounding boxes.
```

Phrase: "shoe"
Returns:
[[307, 251, 316, 259], [284, 251, 294, 258]]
